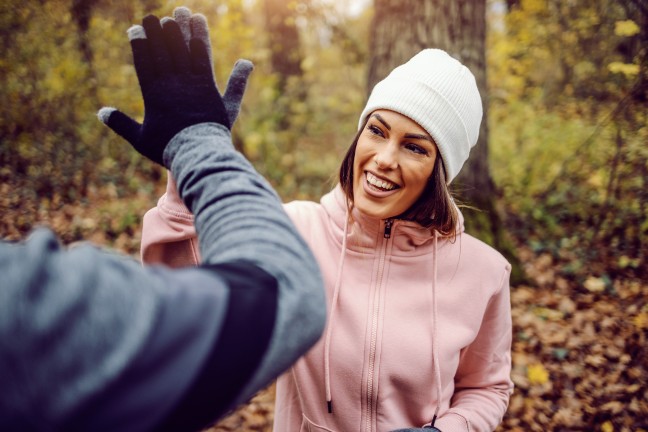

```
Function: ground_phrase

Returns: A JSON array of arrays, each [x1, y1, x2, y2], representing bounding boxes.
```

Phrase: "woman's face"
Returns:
[[352, 109, 438, 220]]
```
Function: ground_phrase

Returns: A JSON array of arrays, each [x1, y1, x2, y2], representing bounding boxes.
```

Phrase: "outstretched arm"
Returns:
[[100, 11, 327, 429], [0, 10, 324, 432], [140, 173, 201, 267]]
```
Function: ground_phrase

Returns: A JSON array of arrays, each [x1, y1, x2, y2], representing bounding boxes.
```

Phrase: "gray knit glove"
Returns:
[[98, 11, 253, 167], [169, 6, 253, 126], [98, 14, 227, 165]]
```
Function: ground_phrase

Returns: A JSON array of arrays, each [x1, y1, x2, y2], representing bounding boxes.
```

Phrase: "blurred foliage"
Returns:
[[0, 0, 370, 248], [1, 0, 162, 249], [488, 0, 648, 281]]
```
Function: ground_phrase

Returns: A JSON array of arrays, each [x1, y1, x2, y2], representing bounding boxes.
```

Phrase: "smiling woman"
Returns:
[[350, 110, 438, 221], [141, 48, 513, 432]]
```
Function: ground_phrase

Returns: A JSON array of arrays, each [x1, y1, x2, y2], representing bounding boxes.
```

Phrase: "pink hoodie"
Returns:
[[141, 179, 513, 432]]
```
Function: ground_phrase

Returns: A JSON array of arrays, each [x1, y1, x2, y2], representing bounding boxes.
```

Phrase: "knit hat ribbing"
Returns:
[[358, 49, 483, 183]]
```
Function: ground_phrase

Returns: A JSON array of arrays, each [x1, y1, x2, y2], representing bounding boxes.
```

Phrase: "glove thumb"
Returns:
[[223, 59, 254, 126], [98, 107, 142, 147]]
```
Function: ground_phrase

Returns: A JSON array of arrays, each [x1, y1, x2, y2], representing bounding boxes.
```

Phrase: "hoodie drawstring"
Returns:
[[429, 231, 441, 427], [324, 210, 350, 413]]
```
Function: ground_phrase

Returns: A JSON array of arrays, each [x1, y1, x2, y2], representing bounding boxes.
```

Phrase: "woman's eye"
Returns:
[[405, 143, 428, 155], [368, 125, 384, 137]]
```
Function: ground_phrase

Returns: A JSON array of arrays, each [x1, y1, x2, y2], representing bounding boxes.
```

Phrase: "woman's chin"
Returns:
[[354, 198, 395, 220]]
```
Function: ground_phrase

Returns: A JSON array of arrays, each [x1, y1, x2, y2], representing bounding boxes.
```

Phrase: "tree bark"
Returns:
[[368, 0, 523, 282], [263, 0, 303, 88], [262, 0, 305, 138], [71, 0, 99, 65]]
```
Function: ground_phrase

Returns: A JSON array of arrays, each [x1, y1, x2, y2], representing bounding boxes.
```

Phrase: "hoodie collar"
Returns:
[[321, 185, 464, 252]]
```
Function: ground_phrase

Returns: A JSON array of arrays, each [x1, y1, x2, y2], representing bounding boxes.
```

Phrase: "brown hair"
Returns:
[[338, 118, 458, 237]]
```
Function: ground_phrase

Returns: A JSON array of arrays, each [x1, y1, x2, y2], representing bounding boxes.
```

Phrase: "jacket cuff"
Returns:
[[434, 412, 469, 432]]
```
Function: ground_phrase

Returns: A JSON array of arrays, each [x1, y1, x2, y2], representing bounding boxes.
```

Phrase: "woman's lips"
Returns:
[[362, 171, 400, 198]]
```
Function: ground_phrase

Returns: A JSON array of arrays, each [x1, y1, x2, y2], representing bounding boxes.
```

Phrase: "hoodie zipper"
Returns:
[[365, 220, 393, 432], [383, 219, 393, 238]]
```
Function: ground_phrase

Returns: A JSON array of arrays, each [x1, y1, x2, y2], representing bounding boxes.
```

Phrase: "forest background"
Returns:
[[0, 0, 646, 430]]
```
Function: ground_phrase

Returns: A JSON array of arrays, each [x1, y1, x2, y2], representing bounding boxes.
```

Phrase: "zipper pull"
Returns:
[[384, 219, 393, 238]]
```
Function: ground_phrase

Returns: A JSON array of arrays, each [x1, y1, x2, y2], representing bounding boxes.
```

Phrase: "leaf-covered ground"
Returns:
[[1, 180, 646, 431], [501, 245, 647, 431]]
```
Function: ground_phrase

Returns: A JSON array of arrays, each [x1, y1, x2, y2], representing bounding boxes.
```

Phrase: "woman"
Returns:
[[141, 49, 513, 432]]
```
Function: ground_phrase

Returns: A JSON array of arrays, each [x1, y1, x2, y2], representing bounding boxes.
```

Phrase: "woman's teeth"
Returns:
[[367, 172, 397, 191]]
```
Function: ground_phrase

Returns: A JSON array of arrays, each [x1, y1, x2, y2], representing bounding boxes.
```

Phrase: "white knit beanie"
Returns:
[[358, 49, 483, 183]]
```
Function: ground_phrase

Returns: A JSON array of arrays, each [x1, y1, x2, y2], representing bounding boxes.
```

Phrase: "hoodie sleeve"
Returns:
[[141, 173, 201, 268], [435, 264, 513, 432]]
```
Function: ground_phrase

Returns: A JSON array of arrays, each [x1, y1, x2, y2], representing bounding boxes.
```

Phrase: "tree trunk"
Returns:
[[263, 0, 303, 89], [368, 0, 523, 282], [262, 0, 305, 135], [71, 0, 99, 65]]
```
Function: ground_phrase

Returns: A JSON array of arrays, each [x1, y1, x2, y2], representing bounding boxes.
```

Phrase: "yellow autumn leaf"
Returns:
[[584, 276, 606, 292], [608, 62, 640, 77], [522, 0, 547, 14], [527, 363, 549, 385], [618, 255, 631, 268], [633, 312, 648, 329], [533, 307, 564, 321], [614, 20, 640, 37], [601, 420, 614, 432], [587, 171, 604, 188]]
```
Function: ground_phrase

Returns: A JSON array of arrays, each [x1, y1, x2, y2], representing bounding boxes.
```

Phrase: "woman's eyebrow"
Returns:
[[371, 114, 434, 143], [371, 113, 391, 130], [405, 133, 434, 143]]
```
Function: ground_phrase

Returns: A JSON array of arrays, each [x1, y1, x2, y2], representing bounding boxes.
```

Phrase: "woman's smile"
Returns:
[[363, 171, 400, 195]]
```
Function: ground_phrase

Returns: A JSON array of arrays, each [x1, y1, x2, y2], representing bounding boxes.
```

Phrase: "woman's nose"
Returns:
[[374, 144, 398, 170]]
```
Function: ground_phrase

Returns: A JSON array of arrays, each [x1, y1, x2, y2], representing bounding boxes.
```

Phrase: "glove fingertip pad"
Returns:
[[127, 25, 146, 41], [234, 59, 254, 72], [97, 107, 117, 124]]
